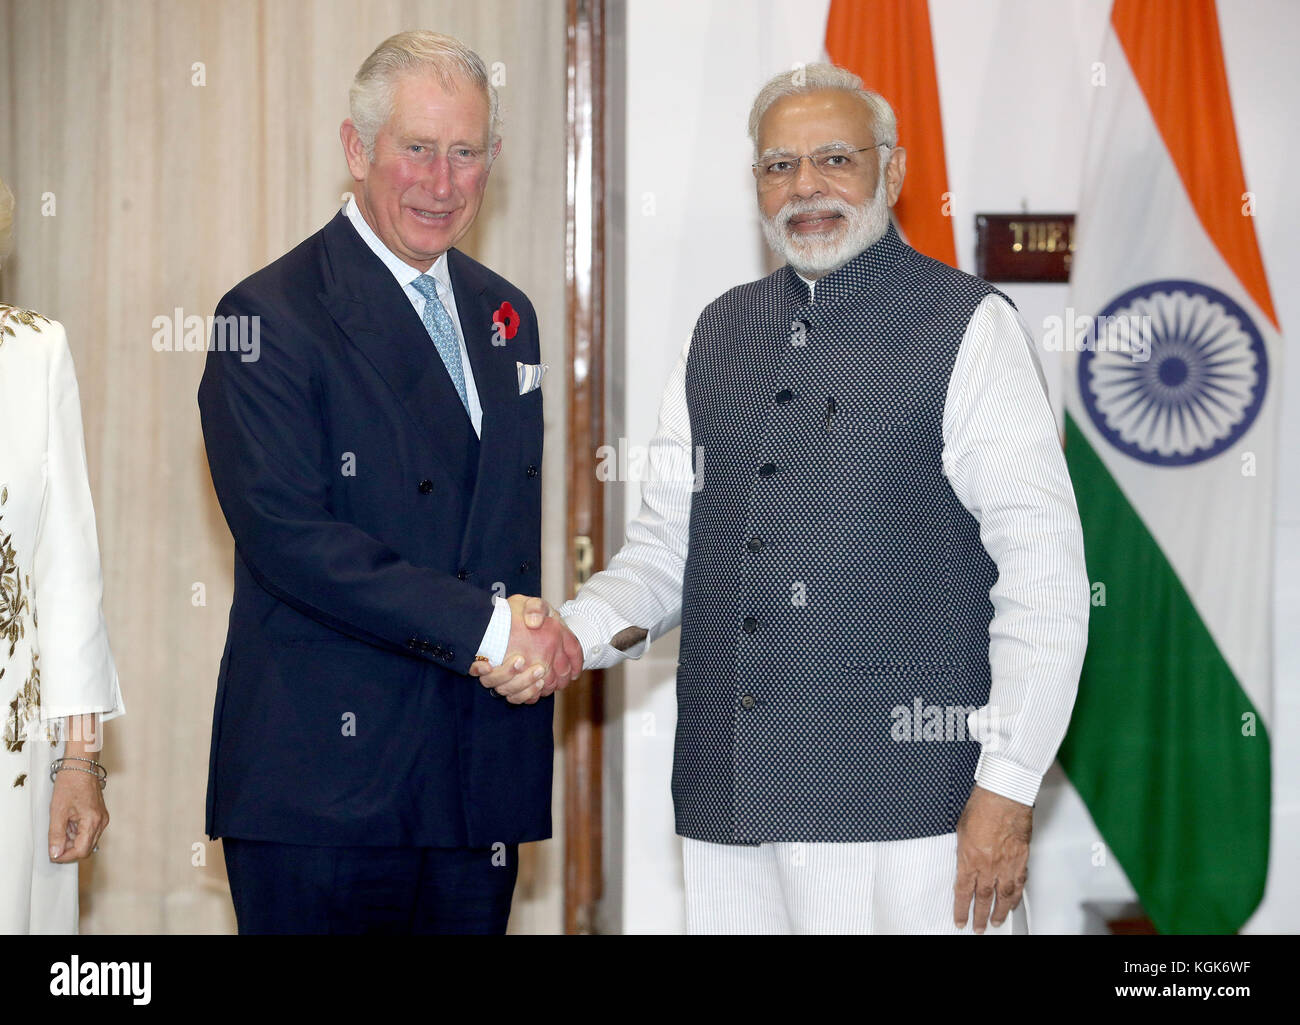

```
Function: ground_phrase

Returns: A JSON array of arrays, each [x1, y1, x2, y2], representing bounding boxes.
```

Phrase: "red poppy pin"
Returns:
[[492, 301, 521, 343]]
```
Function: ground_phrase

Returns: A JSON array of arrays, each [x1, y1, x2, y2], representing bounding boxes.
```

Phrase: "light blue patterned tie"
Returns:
[[410, 274, 470, 413]]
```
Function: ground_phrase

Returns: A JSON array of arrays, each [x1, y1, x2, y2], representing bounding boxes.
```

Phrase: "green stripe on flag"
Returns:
[[1059, 412, 1270, 934]]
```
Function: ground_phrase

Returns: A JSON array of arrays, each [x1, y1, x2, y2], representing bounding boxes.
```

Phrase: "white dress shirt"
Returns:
[[343, 197, 511, 664], [560, 289, 1090, 808], [344, 196, 485, 435]]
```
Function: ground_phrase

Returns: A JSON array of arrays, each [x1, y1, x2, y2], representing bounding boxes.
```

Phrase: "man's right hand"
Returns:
[[469, 595, 583, 703]]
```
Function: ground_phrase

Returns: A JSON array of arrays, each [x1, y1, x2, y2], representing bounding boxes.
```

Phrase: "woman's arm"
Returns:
[[49, 712, 109, 862]]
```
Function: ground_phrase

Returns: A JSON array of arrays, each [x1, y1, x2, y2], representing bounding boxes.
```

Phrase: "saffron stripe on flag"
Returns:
[[826, 0, 957, 267]]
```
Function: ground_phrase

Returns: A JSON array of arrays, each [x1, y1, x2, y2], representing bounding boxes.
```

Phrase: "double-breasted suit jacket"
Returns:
[[198, 211, 549, 849]]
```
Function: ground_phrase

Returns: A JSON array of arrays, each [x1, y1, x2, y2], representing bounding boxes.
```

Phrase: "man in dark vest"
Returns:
[[485, 64, 1090, 933]]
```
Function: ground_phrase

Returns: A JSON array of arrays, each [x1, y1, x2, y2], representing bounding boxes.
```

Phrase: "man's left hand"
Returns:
[[953, 784, 1032, 934]]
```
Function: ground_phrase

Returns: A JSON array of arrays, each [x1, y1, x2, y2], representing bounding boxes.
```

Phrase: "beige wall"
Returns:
[[0, 0, 569, 933]]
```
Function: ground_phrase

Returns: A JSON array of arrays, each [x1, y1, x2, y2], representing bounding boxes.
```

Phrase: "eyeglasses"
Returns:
[[753, 143, 891, 188]]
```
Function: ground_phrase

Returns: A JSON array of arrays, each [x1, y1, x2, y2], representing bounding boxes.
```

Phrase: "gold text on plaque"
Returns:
[[1009, 219, 1076, 255]]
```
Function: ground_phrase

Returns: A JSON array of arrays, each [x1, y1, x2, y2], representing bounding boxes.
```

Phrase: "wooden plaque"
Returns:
[[975, 213, 1076, 282]]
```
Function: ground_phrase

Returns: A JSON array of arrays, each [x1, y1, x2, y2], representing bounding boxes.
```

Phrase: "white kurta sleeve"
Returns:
[[32, 321, 124, 723], [559, 338, 694, 670], [941, 294, 1088, 806]]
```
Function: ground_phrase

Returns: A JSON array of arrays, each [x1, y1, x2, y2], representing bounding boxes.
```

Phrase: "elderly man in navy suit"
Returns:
[[198, 30, 581, 934]]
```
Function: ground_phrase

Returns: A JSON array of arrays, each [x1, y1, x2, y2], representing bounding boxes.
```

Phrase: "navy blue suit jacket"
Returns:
[[198, 210, 550, 848]]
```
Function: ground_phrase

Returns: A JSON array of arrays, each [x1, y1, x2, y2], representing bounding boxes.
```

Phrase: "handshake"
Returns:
[[468, 593, 584, 704]]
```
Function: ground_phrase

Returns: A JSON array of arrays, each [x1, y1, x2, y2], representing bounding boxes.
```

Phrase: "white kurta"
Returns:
[[0, 305, 124, 934]]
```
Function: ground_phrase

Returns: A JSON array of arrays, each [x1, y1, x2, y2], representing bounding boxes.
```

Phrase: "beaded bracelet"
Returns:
[[49, 756, 108, 790]]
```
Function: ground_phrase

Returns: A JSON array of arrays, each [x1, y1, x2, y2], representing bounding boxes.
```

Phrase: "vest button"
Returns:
[[757, 462, 777, 477], [519, 561, 532, 573], [740, 694, 757, 710], [746, 537, 764, 552], [456, 570, 468, 581], [418, 479, 433, 494], [742, 616, 758, 634], [526, 465, 539, 478], [775, 389, 794, 404]]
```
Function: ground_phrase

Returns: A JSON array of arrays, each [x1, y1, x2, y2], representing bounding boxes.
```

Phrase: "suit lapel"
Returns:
[[316, 213, 528, 568], [448, 247, 518, 430], [317, 212, 477, 485], [446, 248, 525, 570]]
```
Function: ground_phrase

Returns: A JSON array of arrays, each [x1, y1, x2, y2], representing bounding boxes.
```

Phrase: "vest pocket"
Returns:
[[843, 662, 962, 746], [843, 659, 955, 673], [826, 395, 929, 432], [802, 663, 965, 823]]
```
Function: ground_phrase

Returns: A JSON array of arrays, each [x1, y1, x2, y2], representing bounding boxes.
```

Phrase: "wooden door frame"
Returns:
[[563, 0, 607, 935]]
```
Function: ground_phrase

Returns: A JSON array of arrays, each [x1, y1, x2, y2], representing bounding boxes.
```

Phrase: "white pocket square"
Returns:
[[517, 361, 547, 394]]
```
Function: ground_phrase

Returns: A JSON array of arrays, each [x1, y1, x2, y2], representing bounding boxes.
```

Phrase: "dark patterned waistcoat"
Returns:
[[676, 222, 1006, 844]]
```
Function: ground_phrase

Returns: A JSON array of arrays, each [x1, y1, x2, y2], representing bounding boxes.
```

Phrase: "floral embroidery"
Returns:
[[3, 651, 50, 752], [0, 302, 48, 350], [2, 486, 53, 753], [0, 491, 29, 660]]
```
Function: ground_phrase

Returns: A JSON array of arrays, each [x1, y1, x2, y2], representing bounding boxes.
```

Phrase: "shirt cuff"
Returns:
[[560, 609, 645, 671], [476, 596, 512, 667], [973, 749, 1042, 807], [39, 694, 126, 726]]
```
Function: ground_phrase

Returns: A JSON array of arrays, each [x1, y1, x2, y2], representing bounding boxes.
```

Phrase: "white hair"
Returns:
[[747, 62, 897, 155], [0, 177, 13, 270], [349, 31, 501, 160]]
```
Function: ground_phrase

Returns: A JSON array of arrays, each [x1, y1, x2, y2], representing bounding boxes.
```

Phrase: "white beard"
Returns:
[[760, 170, 892, 279]]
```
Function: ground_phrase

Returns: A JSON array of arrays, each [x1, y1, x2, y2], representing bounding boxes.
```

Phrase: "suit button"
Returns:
[[746, 537, 764, 552], [418, 479, 433, 494], [740, 694, 757, 710], [742, 616, 758, 634], [526, 465, 539, 478], [519, 561, 532, 573], [457, 570, 468, 580], [775, 389, 794, 404], [757, 462, 776, 478]]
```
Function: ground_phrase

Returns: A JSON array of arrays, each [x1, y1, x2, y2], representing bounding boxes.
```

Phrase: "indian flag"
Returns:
[[826, 0, 956, 267], [1059, 0, 1278, 933]]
